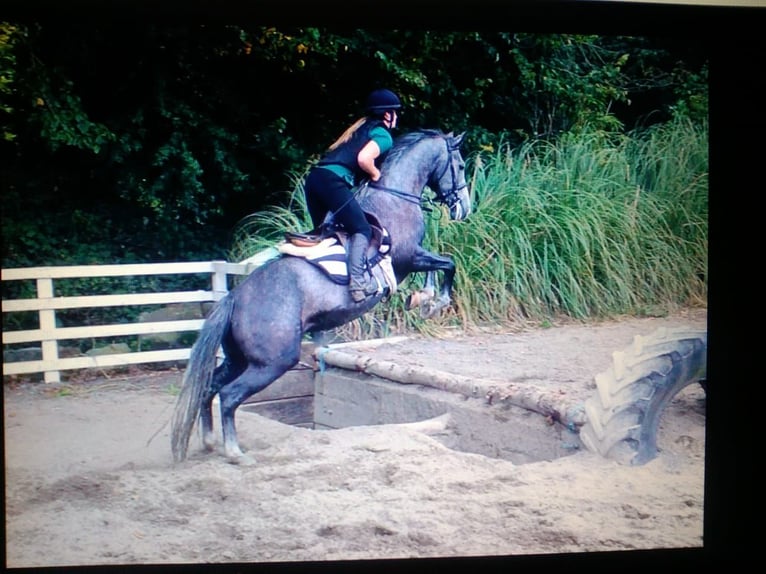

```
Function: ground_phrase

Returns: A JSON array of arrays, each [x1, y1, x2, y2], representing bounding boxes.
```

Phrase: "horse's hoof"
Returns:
[[202, 436, 216, 452], [224, 444, 255, 466], [226, 453, 257, 466], [420, 301, 439, 319], [408, 288, 435, 311], [421, 298, 449, 319]]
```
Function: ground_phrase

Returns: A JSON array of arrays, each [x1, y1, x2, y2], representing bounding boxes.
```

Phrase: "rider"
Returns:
[[303, 88, 401, 302]]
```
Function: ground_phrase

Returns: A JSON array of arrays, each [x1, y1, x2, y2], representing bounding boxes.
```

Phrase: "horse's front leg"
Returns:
[[407, 247, 456, 318]]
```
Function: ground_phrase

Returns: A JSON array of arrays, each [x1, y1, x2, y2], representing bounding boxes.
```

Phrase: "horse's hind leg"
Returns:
[[199, 358, 244, 451], [218, 355, 299, 464]]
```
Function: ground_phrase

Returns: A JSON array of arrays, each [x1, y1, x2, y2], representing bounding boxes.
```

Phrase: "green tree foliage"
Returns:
[[0, 22, 19, 142], [507, 34, 631, 135], [0, 24, 708, 270]]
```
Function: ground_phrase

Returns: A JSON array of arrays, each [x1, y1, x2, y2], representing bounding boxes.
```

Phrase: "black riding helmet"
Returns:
[[365, 88, 402, 117]]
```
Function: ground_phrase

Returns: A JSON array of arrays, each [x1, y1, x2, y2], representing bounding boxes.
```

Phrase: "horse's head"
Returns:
[[429, 132, 472, 221], [372, 129, 471, 221]]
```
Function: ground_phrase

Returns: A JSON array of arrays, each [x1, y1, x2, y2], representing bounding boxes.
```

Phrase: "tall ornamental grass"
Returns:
[[230, 169, 313, 259], [231, 117, 707, 337]]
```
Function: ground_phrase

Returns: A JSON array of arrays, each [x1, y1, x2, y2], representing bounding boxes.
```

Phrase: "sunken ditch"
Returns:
[[239, 340, 583, 465]]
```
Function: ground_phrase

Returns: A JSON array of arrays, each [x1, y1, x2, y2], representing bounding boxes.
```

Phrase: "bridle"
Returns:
[[366, 135, 466, 213], [433, 136, 468, 213]]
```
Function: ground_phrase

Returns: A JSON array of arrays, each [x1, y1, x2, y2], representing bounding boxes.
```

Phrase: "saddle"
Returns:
[[280, 213, 397, 294]]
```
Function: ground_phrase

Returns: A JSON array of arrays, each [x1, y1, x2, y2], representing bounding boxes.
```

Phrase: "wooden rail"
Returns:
[[2, 260, 256, 383]]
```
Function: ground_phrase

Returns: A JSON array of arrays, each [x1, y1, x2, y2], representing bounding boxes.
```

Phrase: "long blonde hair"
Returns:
[[327, 117, 368, 151]]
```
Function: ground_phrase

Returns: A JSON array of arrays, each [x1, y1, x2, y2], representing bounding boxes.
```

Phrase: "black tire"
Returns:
[[580, 327, 707, 466]]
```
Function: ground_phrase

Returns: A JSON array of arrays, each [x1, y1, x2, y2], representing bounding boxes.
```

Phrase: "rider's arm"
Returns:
[[357, 140, 382, 181]]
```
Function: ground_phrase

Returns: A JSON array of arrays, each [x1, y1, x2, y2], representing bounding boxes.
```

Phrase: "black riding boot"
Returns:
[[348, 233, 377, 302]]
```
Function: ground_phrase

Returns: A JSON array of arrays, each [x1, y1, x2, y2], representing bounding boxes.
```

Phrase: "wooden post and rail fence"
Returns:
[[1, 260, 264, 383]]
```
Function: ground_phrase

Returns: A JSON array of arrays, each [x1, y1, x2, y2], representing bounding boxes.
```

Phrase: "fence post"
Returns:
[[211, 261, 229, 301], [210, 261, 230, 366], [37, 277, 61, 383]]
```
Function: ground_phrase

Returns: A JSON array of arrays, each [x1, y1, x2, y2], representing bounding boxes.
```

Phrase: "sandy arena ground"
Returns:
[[5, 309, 711, 568]]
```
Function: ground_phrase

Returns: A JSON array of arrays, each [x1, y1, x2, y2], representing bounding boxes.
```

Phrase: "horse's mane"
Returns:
[[382, 129, 446, 170]]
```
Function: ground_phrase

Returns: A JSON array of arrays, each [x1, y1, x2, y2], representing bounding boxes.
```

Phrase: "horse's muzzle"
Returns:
[[449, 188, 471, 221]]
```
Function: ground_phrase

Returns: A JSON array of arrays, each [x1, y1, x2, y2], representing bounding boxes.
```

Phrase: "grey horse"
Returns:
[[171, 129, 472, 464]]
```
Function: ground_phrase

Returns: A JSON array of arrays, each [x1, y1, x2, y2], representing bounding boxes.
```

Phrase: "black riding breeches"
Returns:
[[304, 167, 372, 240]]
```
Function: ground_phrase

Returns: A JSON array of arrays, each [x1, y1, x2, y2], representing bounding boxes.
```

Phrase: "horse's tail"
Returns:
[[170, 293, 235, 462]]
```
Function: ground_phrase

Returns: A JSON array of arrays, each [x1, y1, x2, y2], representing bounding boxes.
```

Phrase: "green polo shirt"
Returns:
[[321, 125, 394, 186]]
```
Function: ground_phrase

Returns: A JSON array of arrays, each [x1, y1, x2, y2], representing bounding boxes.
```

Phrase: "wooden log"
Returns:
[[317, 348, 486, 396], [316, 348, 586, 427]]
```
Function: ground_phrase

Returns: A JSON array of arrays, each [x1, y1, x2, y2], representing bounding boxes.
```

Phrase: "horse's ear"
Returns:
[[453, 132, 465, 148]]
